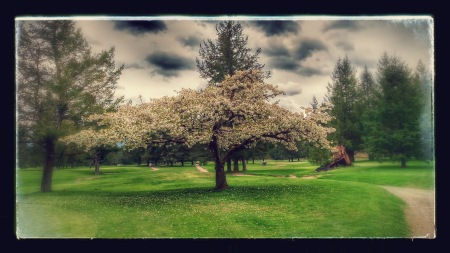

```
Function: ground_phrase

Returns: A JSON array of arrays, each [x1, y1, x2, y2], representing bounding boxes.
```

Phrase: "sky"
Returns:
[[23, 16, 434, 112]]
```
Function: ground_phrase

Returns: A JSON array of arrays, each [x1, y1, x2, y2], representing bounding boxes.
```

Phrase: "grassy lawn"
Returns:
[[205, 159, 435, 189], [16, 159, 434, 238]]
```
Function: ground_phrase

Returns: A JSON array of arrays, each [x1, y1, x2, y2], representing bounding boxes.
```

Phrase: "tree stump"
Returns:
[[316, 146, 352, 172]]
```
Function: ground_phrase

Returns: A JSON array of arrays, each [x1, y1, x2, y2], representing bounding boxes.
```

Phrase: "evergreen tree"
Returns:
[[326, 55, 361, 162], [196, 20, 269, 85], [365, 53, 422, 167], [358, 65, 379, 159], [17, 20, 123, 191], [310, 95, 319, 113], [415, 60, 434, 161]]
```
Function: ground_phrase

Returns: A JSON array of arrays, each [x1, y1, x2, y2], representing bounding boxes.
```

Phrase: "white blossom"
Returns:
[[63, 70, 335, 160]]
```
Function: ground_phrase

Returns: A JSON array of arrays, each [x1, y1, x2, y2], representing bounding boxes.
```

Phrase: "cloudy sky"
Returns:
[[28, 16, 434, 112]]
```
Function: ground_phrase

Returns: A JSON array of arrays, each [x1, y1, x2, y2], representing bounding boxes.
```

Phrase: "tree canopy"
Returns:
[[64, 70, 334, 190]]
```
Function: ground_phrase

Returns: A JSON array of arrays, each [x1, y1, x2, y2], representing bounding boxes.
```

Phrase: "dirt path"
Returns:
[[195, 164, 209, 173], [381, 186, 435, 238], [151, 167, 159, 171]]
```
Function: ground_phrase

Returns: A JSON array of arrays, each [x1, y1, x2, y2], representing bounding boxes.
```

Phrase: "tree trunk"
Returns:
[[252, 158, 255, 164], [94, 151, 100, 175], [401, 157, 407, 168], [41, 137, 55, 192], [226, 158, 232, 172], [348, 149, 355, 163], [181, 161, 184, 166], [215, 161, 228, 190], [233, 157, 239, 172], [210, 138, 228, 190], [191, 160, 194, 166], [241, 158, 246, 172]]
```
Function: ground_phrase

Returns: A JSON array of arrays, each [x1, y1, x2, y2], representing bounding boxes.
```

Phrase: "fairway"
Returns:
[[16, 160, 434, 238]]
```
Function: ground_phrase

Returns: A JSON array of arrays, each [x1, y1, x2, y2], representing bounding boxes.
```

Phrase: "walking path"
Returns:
[[195, 164, 209, 173], [151, 167, 159, 171], [381, 186, 435, 238]]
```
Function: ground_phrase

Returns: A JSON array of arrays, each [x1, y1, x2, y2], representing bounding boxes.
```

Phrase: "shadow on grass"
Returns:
[[18, 181, 337, 204]]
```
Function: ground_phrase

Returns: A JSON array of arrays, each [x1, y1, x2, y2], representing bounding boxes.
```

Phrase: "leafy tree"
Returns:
[[17, 143, 44, 168], [326, 55, 362, 162], [196, 21, 269, 85], [364, 53, 423, 167], [186, 144, 212, 166], [244, 141, 273, 164], [415, 60, 434, 161], [269, 142, 306, 161], [148, 143, 191, 167], [64, 70, 334, 190], [63, 128, 120, 174], [307, 96, 333, 167], [126, 147, 147, 166], [196, 20, 271, 170], [17, 21, 123, 191], [307, 144, 333, 167]]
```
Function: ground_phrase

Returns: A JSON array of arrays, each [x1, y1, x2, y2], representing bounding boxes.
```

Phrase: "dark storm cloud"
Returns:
[[114, 21, 167, 35], [264, 44, 290, 57], [269, 57, 300, 71], [251, 20, 300, 36], [145, 51, 195, 77], [268, 57, 323, 77], [298, 66, 323, 76], [323, 20, 361, 32], [265, 39, 325, 77], [295, 39, 328, 60], [334, 40, 354, 51], [178, 35, 202, 48]]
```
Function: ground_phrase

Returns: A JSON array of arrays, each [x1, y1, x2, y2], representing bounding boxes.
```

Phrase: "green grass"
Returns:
[[317, 160, 435, 190], [16, 160, 434, 238], [204, 159, 435, 189]]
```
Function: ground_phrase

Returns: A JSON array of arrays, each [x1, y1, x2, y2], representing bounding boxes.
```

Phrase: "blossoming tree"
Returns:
[[63, 128, 118, 174], [64, 70, 334, 190]]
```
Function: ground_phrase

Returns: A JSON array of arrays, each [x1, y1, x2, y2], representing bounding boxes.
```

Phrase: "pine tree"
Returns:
[[415, 60, 434, 161], [326, 55, 361, 162], [310, 95, 319, 113], [358, 65, 378, 159], [196, 20, 269, 85], [365, 53, 422, 167]]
